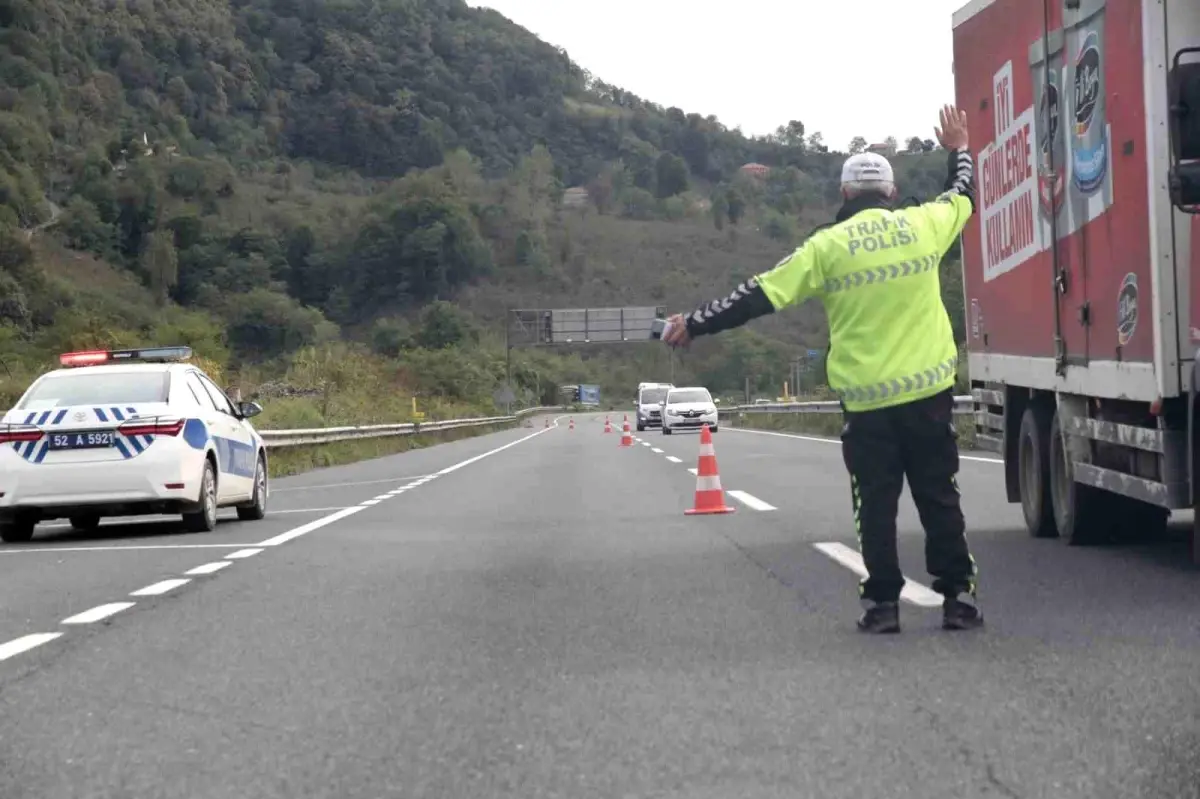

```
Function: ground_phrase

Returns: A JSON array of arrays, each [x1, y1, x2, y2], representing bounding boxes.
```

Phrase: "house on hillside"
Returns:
[[867, 142, 896, 157], [738, 162, 770, 180], [561, 187, 589, 208]]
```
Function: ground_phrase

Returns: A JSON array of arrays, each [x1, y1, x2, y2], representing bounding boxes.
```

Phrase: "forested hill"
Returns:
[[3, 0, 811, 189], [0, 0, 959, 409]]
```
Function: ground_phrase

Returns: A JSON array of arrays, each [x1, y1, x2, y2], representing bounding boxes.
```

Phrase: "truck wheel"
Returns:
[[1017, 405, 1056, 538], [1048, 408, 1111, 546], [1107, 496, 1169, 544]]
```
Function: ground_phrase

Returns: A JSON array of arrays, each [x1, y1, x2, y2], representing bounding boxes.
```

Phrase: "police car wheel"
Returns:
[[237, 454, 268, 521], [182, 460, 218, 533], [0, 518, 35, 543], [69, 515, 100, 532]]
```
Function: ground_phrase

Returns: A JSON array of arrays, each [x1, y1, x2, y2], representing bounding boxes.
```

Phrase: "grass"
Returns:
[[263, 418, 525, 478]]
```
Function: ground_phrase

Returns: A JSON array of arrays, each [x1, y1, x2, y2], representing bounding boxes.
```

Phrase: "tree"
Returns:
[[773, 120, 806, 147], [906, 136, 924, 154], [654, 152, 689, 198], [848, 136, 868, 155], [140, 230, 178, 305], [883, 136, 897, 153], [725, 187, 746, 226], [807, 132, 828, 153]]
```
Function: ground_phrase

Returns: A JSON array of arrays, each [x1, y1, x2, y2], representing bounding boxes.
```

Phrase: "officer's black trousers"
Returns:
[[839, 388, 977, 603]]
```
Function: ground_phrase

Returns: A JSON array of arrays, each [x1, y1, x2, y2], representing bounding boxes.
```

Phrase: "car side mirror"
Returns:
[[238, 401, 263, 419]]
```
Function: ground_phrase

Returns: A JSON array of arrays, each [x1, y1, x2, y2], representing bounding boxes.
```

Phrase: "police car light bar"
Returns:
[[58, 346, 194, 367]]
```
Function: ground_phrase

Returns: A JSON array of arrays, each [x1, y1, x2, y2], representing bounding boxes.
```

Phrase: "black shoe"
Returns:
[[857, 601, 900, 634], [942, 595, 984, 630]]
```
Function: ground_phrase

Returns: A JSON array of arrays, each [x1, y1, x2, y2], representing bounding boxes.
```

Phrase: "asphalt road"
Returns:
[[2, 413, 1199, 799]]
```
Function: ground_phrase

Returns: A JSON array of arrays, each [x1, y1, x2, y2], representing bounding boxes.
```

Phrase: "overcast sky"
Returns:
[[470, 0, 968, 150]]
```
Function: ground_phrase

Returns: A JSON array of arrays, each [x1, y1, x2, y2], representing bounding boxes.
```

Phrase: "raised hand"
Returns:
[[935, 105, 969, 151]]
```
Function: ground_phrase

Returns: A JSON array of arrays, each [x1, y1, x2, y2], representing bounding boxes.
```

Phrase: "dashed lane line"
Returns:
[[813, 542, 943, 608], [185, 561, 231, 576], [666, 456, 682, 463], [62, 603, 136, 625], [130, 579, 191, 597], [726, 426, 1002, 464], [0, 417, 564, 666], [0, 633, 63, 662], [727, 490, 777, 511]]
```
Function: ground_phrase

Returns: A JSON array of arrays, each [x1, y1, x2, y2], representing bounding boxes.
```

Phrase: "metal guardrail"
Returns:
[[717, 395, 975, 416], [257, 406, 564, 449]]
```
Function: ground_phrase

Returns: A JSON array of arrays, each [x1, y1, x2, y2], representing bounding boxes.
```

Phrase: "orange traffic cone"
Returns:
[[603, 416, 613, 434], [569, 418, 574, 430], [619, 418, 633, 448], [685, 424, 735, 515]]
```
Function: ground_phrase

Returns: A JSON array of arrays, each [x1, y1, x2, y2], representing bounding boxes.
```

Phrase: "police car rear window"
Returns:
[[19, 372, 170, 408]]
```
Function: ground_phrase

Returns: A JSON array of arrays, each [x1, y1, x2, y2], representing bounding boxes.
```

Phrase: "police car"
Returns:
[[0, 347, 269, 543]]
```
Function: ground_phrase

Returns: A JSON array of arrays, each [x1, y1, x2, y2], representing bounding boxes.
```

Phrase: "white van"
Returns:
[[635, 382, 673, 431]]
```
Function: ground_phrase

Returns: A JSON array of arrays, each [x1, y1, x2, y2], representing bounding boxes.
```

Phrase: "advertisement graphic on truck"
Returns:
[[953, 0, 1200, 554]]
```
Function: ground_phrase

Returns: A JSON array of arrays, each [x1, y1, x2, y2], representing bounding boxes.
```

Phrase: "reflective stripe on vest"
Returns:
[[822, 254, 940, 295], [833, 356, 957, 405]]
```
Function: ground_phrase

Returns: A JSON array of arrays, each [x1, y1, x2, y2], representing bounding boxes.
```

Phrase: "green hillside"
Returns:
[[0, 0, 965, 418]]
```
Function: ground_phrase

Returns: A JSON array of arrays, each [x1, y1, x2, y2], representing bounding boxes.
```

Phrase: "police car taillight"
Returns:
[[58, 350, 110, 367], [0, 424, 43, 444], [58, 346, 193, 367], [118, 417, 185, 437]]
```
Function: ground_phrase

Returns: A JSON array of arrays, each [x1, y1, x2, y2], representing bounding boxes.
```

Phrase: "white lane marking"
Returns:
[[62, 602, 136, 624], [726, 427, 1002, 464], [0, 543, 260, 554], [0, 632, 62, 662], [688, 468, 698, 475], [371, 494, 393, 501], [226, 548, 263, 559], [256, 506, 365, 546], [361, 499, 381, 505], [727, 490, 777, 511], [270, 507, 356, 514], [35, 506, 344, 530], [256, 425, 552, 548], [185, 561, 231, 576], [130, 578, 191, 597], [651, 447, 664, 454], [813, 542, 944, 608], [641, 442, 651, 447], [271, 476, 433, 492], [436, 425, 555, 477], [666, 456, 682, 463]]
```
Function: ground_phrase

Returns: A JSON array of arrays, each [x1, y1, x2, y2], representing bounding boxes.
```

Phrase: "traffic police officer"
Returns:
[[663, 105, 981, 634]]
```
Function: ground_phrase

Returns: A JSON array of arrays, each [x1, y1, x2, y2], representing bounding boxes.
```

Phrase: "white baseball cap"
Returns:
[[840, 152, 894, 185]]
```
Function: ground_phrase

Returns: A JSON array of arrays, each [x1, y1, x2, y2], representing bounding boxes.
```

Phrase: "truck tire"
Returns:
[[1017, 405, 1056, 538], [1048, 408, 1111, 545], [1108, 498, 1168, 543]]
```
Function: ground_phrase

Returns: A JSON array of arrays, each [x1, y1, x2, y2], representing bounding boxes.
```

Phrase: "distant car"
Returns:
[[661, 386, 719, 435], [635, 382, 673, 431], [0, 346, 269, 543]]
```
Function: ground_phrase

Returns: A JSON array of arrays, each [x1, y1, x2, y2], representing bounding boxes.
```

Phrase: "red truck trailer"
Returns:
[[952, 0, 1200, 552]]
